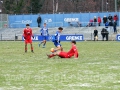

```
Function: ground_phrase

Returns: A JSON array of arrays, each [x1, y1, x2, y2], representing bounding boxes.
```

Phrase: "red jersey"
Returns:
[[23, 28, 33, 40], [23, 28, 33, 44], [67, 45, 78, 58]]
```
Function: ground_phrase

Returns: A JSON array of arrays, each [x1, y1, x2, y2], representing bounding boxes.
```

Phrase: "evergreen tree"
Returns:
[[27, 0, 44, 14]]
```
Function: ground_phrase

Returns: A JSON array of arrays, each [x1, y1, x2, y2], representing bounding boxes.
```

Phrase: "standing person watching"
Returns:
[[97, 17, 101, 26], [37, 15, 41, 27], [113, 20, 117, 34], [108, 14, 113, 22], [103, 16, 108, 25], [113, 14, 118, 22], [94, 16, 97, 26], [93, 27, 98, 41], [23, 24, 34, 53]]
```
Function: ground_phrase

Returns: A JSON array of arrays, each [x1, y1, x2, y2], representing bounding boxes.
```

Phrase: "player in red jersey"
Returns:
[[23, 24, 34, 53], [47, 40, 79, 59]]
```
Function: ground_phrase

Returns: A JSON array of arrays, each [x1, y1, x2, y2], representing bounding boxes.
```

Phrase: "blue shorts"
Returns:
[[54, 41, 61, 47], [42, 36, 47, 40]]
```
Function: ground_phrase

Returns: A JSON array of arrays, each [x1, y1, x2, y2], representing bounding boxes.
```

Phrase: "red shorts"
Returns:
[[59, 51, 71, 58], [25, 39, 32, 44]]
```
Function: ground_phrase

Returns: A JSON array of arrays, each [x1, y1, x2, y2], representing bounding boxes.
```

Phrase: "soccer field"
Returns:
[[0, 41, 120, 90]]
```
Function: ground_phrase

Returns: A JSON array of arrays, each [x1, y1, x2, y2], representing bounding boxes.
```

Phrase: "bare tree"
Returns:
[[3, 0, 117, 14]]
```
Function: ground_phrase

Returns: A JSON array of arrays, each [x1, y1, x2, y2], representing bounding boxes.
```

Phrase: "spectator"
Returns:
[[113, 20, 117, 33], [68, 22, 73, 27], [105, 22, 109, 28], [37, 15, 42, 27], [109, 21, 113, 33], [113, 14, 118, 22], [87, 19, 93, 27], [101, 27, 109, 41], [104, 22, 110, 33], [108, 14, 113, 33], [103, 16, 108, 24], [97, 17, 101, 26], [93, 27, 98, 41], [108, 14, 113, 22], [77, 21, 81, 27], [94, 16, 97, 26], [109, 21, 113, 26]]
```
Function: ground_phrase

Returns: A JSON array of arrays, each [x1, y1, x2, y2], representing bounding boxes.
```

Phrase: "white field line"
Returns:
[[0, 86, 24, 90], [0, 88, 4, 90], [108, 66, 120, 69], [63, 83, 95, 87]]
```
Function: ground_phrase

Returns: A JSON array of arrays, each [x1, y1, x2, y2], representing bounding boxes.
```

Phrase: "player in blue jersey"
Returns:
[[52, 27, 63, 51], [39, 23, 49, 48]]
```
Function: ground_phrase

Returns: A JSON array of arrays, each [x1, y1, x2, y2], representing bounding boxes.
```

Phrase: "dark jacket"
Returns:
[[94, 30, 98, 36], [94, 18, 97, 22], [103, 17, 108, 23], [108, 16, 113, 21], [113, 22, 117, 27], [101, 28, 109, 35], [37, 16, 41, 23], [109, 21, 113, 26]]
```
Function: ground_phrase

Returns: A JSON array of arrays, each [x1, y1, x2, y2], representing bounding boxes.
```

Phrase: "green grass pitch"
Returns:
[[0, 41, 120, 90]]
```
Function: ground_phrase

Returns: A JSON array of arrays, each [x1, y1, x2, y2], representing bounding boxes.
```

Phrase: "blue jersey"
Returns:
[[40, 27, 49, 36], [54, 31, 61, 42], [52, 31, 61, 47]]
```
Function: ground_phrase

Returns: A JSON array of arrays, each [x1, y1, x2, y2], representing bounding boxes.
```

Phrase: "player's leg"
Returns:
[[25, 43, 27, 52], [27, 39, 34, 52], [30, 43, 34, 53], [39, 36, 44, 47], [47, 51, 61, 58], [55, 45, 62, 51], [42, 36, 47, 48], [39, 41, 43, 47], [54, 42, 63, 51], [42, 40, 46, 48], [47, 51, 68, 58]]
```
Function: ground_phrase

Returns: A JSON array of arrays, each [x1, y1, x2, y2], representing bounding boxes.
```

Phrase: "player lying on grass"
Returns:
[[23, 24, 34, 53], [47, 40, 79, 59], [52, 27, 63, 51]]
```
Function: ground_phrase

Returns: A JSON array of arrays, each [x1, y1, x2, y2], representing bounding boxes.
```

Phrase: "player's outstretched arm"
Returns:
[[73, 48, 79, 59]]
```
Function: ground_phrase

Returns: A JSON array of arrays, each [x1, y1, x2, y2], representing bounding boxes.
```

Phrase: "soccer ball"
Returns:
[[50, 48, 54, 52]]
